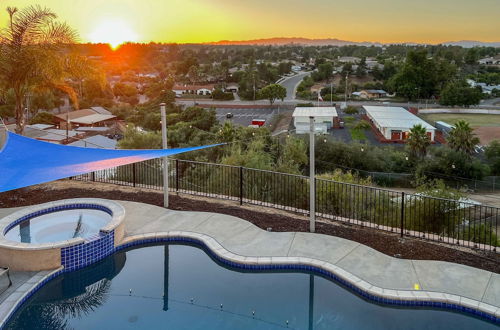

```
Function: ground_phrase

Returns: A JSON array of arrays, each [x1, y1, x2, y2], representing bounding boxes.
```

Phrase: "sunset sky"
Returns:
[[2, 0, 499, 45]]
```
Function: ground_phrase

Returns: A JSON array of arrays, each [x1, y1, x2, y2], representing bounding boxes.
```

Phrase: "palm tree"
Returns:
[[0, 5, 77, 134], [407, 124, 431, 159], [447, 120, 480, 155]]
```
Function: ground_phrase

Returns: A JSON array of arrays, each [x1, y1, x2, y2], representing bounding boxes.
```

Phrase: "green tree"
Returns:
[[29, 112, 54, 125], [118, 126, 162, 149], [0, 5, 77, 134], [387, 50, 456, 100], [485, 140, 500, 175], [259, 84, 286, 106], [406, 124, 431, 159], [447, 120, 480, 155], [439, 80, 482, 107]]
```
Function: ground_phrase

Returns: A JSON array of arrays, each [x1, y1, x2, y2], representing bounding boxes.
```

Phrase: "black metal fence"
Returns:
[[73, 159, 500, 252]]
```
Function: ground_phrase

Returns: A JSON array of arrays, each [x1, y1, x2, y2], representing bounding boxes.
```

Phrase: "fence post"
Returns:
[[91, 172, 95, 182], [239, 166, 243, 205], [176, 159, 179, 192], [400, 192, 405, 238], [132, 163, 136, 187]]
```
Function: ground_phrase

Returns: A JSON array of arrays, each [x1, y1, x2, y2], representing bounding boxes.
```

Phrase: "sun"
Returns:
[[89, 19, 138, 49]]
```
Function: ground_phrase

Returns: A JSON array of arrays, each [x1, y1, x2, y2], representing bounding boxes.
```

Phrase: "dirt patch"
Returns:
[[474, 126, 500, 145], [271, 110, 294, 133], [0, 180, 498, 273]]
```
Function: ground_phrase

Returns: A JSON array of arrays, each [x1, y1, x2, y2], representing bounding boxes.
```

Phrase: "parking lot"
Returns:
[[214, 108, 278, 127]]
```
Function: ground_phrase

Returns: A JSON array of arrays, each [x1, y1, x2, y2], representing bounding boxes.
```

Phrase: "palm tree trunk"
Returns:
[[14, 92, 25, 134]]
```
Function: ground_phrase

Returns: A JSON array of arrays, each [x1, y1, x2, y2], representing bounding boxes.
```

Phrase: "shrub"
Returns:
[[354, 120, 371, 130], [344, 106, 359, 114], [296, 103, 314, 107], [29, 112, 54, 125], [212, 89, 234, 101]]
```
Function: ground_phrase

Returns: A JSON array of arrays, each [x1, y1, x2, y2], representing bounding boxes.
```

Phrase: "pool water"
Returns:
[[5, 244, 498, 330], [4, 209, 112, 244]]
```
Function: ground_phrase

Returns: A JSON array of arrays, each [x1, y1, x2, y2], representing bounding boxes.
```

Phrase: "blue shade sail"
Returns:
[[0, 132, 221, 193]]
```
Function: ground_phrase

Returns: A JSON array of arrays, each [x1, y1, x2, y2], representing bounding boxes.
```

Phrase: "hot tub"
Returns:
[[4, 208, 112, 244], [0, 199, 125, 272]]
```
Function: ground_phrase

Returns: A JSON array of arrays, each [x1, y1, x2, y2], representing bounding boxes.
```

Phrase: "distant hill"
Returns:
[[206, 37, 500, 48], [207, 37, 382, 47]]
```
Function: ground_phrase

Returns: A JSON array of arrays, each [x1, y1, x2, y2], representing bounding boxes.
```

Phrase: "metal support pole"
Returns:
[[160, 103, 169, 208], [309, 116, 315, 233], [239, 166, 243, 205], [400, 192, 405, 238], [176, 159, 179, 192], [132, 163, 137, 187]]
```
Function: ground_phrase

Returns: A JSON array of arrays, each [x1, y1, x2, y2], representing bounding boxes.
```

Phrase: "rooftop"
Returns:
[[54, 109, 96, 121], [67, 135, 117, 149], [70, 114, 117, 125], [363, 106, 435, 130], [293, 107, 338, 118]]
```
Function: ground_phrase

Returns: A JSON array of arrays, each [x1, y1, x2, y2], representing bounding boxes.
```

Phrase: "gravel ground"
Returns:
[[0, 181, 498, 273]]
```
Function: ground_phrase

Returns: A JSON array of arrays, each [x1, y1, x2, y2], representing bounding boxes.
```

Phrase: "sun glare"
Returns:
[[89, 19, 138, 49]]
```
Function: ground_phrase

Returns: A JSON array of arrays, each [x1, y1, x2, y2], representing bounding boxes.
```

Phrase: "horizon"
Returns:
[[1, 0, 499, 46]]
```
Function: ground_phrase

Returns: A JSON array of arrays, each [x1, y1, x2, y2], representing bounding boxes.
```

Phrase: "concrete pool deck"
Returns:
[[0, 200, 499, 326]]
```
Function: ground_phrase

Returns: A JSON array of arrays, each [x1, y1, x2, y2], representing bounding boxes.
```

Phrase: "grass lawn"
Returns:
[[420, 113, 500, 127], [350, 128, 367, 141]]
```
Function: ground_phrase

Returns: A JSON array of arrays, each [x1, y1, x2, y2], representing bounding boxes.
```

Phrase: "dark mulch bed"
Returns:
[[1, 184, 499, 273]]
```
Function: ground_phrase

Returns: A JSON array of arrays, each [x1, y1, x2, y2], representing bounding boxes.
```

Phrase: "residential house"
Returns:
[[54, 108, 117, 130], [359, 90, 388, 99], [172, 84, 215, 97], [224, 83, 239, 93]]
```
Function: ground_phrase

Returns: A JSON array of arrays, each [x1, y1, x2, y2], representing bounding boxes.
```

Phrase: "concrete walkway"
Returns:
[[0, 200, 499, 326]]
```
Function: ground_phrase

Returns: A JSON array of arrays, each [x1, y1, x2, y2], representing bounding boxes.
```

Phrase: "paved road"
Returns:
[[215, 108, 277, 127], [278, 72, 311, 100], [481, 98, 500, 106], [177, 99, 500, 110]]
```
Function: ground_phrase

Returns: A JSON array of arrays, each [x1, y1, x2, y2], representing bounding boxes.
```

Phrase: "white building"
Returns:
[[478, 57, 500, 65], [172, 84, 215, 97], [292, 107, 338, 134], [363, 106, 435, 141], [467, 79, 500, 95]]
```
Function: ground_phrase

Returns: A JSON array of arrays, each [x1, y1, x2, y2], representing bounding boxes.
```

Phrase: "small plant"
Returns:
[[344, 106, 359, 115], [354, 120, 371, 130]]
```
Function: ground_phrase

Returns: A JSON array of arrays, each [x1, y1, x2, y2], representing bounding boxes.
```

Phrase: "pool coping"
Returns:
[[0, 201, 498, 327], [0, 198, 125, 250]]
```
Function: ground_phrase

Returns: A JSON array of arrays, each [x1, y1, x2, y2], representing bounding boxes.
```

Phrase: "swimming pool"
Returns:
[[5, 244, 498, 329], [4, 209, 112, 244]]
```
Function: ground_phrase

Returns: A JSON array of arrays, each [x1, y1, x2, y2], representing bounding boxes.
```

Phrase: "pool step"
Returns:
[[0, 268, 11, 295]]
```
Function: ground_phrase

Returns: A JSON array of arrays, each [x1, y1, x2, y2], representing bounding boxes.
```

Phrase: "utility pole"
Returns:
[[253, 74, 256, 103], [160, 103, 169, 208], [309, 116, 316, 233], [344, 72, 349, 106], [330, 82, 333, 106]]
